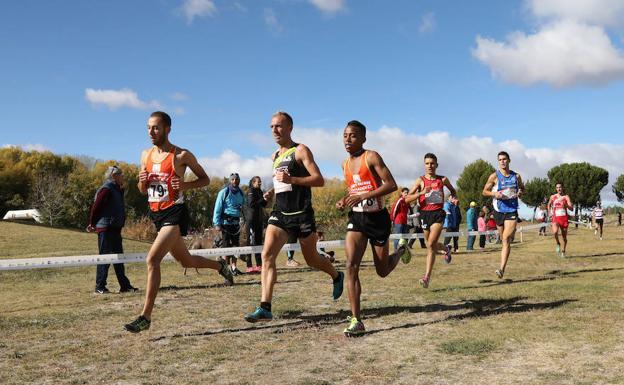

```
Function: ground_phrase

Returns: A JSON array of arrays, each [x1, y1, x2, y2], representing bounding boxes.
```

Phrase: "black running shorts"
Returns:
[[267, 209, 316, 239], [419, 209, 446, 230], [493, 210, 518, 227], [347, 208, 392, 246], [150, 203, 190, 236]]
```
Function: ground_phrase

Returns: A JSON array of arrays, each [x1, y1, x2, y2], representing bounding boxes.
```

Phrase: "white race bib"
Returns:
[[147, 180, 170, 203], [555, 208, 566, 217], [501, 188, 517, 199], [352, 195, 381, 213]]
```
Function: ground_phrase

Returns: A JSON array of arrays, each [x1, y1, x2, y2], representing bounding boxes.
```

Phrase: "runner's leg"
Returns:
[[345, 231, 368, 320], [299, 232, 339, 280], [261, 225, 289, 303]]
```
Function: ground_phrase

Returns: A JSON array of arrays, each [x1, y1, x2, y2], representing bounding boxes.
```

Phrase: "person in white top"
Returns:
[[593, 202, 604, 240]]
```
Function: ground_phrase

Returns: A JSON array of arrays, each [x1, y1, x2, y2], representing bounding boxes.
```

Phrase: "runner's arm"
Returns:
[[178, 150, 210, 191], [442, 176, 457, 198], [137, 150, 149, 194], [360, 150, 397, 200], [405, 178, 423, 204], [289, 144, 324, 187], [516, 173, 525, 198], [482, 173, 497, 198]]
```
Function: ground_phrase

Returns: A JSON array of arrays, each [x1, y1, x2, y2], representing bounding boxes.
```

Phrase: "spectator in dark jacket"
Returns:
[[87, 165, 136, 294], [443, 197, 461, 252], [244, 176, 267, 273]]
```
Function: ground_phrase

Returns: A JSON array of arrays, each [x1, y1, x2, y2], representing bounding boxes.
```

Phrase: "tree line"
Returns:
[[1, 147, 622, 232]]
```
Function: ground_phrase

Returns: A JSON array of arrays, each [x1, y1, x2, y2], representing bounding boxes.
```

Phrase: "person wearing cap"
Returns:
[[87, 165, 137, 294], [466, 201, 478, 251], [213, 172, 246, 275]]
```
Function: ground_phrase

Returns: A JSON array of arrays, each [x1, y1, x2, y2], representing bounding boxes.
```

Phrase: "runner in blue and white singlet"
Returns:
[[483, 151, 525, 280]]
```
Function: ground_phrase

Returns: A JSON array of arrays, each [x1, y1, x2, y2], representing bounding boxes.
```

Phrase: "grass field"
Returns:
[[1, 220, 623, 385]]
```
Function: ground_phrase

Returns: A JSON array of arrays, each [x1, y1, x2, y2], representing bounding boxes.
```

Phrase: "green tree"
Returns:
[[613, 174, 624, 203], [456, 159, 495, 211], [522, 177, 551, 219], [547, 162, 609, 216]]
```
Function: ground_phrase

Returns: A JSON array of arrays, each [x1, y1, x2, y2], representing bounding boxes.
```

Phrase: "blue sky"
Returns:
[[2, 0, 624, 209]]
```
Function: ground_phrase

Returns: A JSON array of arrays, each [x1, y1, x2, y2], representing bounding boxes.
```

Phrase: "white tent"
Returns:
[[3, 209, 42, 223]]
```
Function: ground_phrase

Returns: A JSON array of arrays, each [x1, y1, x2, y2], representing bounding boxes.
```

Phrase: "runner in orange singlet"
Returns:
[[547, 182, 572, 258], [124, 111, 234, 333], [336, 120, 411, 337]]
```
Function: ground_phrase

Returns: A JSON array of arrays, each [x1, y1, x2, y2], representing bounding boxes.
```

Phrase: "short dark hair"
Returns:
[[401, 187, 409, 193], [497, 151, 510, 160], [346, 120, 366, 136], [424, 153, 437, 162], [150, 111, 172, 128], [556, 181, 563, 187], [273, 111, 293, 128]]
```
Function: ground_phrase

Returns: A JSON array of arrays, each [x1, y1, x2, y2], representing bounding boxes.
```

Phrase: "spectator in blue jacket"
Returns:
[[443, 197, 461, 252], [213, 173, 246, 275], [466, 201, 478, 250]]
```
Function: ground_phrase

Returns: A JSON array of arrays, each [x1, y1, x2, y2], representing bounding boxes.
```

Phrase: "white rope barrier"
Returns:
[[2, 221, 593, 272]]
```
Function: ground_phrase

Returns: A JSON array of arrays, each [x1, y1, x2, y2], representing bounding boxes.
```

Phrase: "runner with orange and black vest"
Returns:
[[405, 153, 456, 289], [124, 111, 234, 334], [336, 120, 411, 337]]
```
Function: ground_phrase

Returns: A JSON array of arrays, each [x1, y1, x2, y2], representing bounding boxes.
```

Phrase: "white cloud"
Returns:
[[527, 0, 624, 28], [180, 0, 217, 24], [170, 91, 188, 101], [474, 1, 624, 87], [309, 0, 346, 14], [3, 143, 51, 152], [205, 126, 624, 203], [264, 8, 283, 33], [198, 150, 273, 184], [418, 12, 436, 34], [85, 88, 162, 110]]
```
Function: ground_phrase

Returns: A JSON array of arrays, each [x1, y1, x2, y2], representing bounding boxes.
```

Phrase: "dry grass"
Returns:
[[1, 220, 624, 384]]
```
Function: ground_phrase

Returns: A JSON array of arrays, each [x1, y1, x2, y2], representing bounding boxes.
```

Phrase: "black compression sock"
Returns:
[[260, 302, 271, 312]]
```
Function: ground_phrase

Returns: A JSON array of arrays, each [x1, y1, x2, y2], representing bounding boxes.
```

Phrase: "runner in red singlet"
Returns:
[[405, 153, 457, 289], [547, 182, 573, 258]]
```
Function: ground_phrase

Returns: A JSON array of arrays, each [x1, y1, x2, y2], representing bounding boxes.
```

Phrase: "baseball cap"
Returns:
[[470, 201, 477, 207]]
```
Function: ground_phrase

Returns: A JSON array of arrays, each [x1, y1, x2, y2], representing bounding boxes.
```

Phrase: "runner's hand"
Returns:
[[275, 170, 291, 184], [345, 194, 363, 208], [138, 168, 149, 184], [336, 198, 346, 210], [86, 224, 95, 233], [263, 190, 274, 201]]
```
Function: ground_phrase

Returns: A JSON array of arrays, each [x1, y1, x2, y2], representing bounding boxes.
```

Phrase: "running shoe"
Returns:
[[398, 238, 412, 264], [253, 265, 262, 273], [495, 269, 504, 279], [94, 287, 110, 294], [245, 267, 255, 274], [286, 259, 301, 267], [333, 271, 345, 300], [244, 306, 273, 323], [218, 259, 234, 286], [119, 286, 138, 293], [343, 316, 366, 337], [444, 245, 452, 264], [419, 276, 430, 289], [124, 315, 151, 333], [560, 252, 566, 259], [555, 244, 561, 256]]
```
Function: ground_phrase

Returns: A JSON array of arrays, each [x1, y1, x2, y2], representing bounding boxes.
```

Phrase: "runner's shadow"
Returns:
[[431, 267, 624, 293], [575, 252, 623, 258], [159, 279, 302, 291], [150, 296, 575, 341]]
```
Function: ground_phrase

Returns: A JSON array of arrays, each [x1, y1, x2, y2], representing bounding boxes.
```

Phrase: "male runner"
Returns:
[[482, 151, 525, 279], [335, 120, 410, 337], [244, 111, 344, 322], [547, 182, 573, 258], [405, 153, 456, 289], [124, 111, 234, 333]]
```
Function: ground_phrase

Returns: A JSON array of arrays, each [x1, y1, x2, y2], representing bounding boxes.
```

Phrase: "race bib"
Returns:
[[555, 208, 566, 217], [352, 195, 381, 213], [425, 190, 443, 204], [500, 188, 517, 199], [273, 167, 293, 194], [147, 180, 170, 203]]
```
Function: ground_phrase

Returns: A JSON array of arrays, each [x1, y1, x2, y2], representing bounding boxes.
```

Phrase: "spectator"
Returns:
[[390, 188, 410, 251], [618, 212, 622, 226], [466, 201, 478, 250], [487, 213, 498, 243], [285, 232, 301, 267], [87, 165, 137, 294], [535, 203, 547, 235], [443, 196, 461, 252], [244, 176, 267, 274], [213, 173, 246, 275], [408, 205, 427, 249], [477, 210, 487, 250]]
